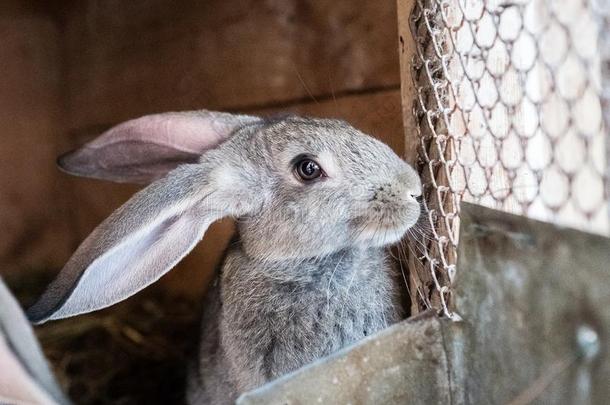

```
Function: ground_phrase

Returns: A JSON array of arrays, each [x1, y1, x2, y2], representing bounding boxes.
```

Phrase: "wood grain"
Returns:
[[0, 11, 73, 276], [62, 0, 400, 132]]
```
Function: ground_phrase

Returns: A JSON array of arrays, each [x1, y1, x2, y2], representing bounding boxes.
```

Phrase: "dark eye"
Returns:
[[295, 158, 323, 182]]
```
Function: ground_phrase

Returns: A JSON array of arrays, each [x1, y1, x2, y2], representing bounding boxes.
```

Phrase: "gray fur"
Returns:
[[187, 246, 400, 404]]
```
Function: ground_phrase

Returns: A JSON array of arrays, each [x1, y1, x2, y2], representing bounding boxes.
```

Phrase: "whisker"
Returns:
[[293, 63, 319, 104]]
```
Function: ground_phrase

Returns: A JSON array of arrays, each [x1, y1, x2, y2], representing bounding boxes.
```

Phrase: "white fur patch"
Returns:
[[214, 165, 241, 188], [317, 150, 340, 179]]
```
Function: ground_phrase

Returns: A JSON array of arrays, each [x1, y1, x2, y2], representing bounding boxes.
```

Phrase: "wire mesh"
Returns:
[[408, 0, 610, 317]]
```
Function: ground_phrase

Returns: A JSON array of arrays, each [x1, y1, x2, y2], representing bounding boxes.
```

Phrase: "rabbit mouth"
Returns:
[[354, 220, 413, 247]]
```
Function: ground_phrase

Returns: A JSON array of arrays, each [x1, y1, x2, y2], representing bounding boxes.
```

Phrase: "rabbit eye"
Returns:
[[294, 158, 323, 182]]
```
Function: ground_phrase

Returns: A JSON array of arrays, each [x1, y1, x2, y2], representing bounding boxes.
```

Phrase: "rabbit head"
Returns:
[[230, 116, 421, 260], [28, 111, 420, 324]]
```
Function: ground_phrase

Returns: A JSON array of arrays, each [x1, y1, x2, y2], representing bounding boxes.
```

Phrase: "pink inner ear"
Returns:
[[89, 111, 247, 154], [59, 110, 259, 184]]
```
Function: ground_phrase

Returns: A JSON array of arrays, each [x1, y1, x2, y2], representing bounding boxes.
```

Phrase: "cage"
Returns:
[[404, 0, 610, 318]]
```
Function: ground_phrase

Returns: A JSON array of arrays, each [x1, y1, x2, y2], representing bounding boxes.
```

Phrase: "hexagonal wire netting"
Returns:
[[408, 0, 610, 318]]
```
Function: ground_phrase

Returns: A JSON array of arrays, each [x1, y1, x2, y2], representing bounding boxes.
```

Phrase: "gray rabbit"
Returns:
[[0, 276, 69, 405], [27, 111, 421, 404]]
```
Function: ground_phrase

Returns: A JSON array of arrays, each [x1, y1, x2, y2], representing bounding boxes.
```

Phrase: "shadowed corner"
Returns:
[[9, 271, 201, 405]]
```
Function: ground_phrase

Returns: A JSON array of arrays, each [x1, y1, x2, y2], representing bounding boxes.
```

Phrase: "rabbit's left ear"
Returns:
[[0, 278, 70, 405], [28, 158, 255, 324], [59, 110, 259, 184]]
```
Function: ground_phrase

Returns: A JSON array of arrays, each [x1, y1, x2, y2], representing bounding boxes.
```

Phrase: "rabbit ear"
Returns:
[[0, 278, 70, 405], [28, 162, 250, 324], [59, 110, 259, 184]]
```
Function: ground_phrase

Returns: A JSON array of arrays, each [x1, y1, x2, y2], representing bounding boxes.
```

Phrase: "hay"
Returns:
[[10, 272, 200, 405]]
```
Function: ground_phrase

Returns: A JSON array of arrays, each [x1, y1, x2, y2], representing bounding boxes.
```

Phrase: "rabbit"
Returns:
[[26, 110, 421, 404], [0, 276, 70, 405]]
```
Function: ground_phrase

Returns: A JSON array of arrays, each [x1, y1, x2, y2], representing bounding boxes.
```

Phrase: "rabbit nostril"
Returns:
[[406, 189, 422, 200], [409, 188, 422, 198]]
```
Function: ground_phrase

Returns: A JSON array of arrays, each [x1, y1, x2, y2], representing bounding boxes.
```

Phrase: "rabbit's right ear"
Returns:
[[59, 110, 259, 184], [28, 159, 256, 324], [0, 278, 70, 405]]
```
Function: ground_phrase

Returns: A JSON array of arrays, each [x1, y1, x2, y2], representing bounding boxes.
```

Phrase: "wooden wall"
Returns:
[[1, 0, 403, 297], [0, 1, 73, 277]]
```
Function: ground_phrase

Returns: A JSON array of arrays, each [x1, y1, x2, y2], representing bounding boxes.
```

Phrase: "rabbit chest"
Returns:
[[217, 245, 401, 392]]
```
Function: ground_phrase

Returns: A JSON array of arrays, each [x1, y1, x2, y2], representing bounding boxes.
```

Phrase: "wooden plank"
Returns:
[[0, 12, 73, 276], [397, 0, 418, 165], [396, 0, 433, 315], [62, 0, 400, 132], [238, 312, 450, 405], [445, 202, 610, 404]]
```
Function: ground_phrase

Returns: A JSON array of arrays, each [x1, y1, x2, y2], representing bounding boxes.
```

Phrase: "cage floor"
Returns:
[[9, 272, 200, 405]]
